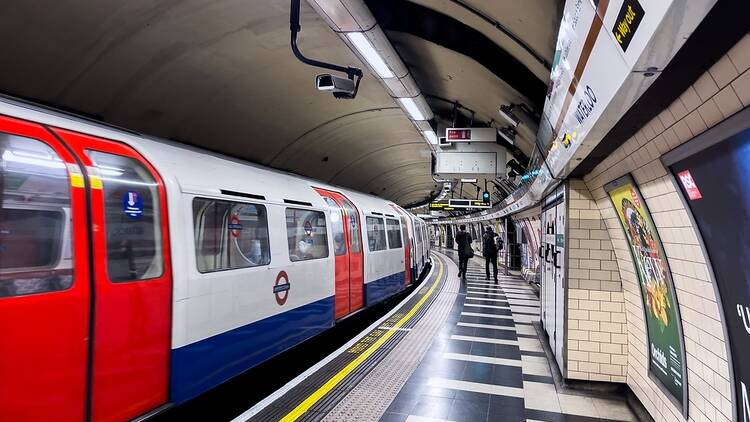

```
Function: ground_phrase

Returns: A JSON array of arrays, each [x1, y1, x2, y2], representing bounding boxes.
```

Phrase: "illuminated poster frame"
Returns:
[[661, 106, 750, 422], [604, 174, 688, 416]]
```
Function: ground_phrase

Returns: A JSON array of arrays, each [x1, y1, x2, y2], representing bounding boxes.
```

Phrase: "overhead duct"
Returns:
[[305, 0, 437, 148]]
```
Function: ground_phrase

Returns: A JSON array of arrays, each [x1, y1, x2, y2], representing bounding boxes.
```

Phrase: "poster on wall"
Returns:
[[664, 108, 750, 422], [605, 175, 687, 412]]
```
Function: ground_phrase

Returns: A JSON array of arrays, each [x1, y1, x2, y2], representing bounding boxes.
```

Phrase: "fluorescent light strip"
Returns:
[[422, 130, 437, 145], [346, 32, 394, 79], [399, 97, 426, 121]]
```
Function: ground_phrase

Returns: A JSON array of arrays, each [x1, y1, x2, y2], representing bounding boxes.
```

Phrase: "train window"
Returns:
[[386, 218, 402, 249], [0, 134, 73, 297], [366, 216, 386, 252], [88, 151, 163, 282], [340, 200, 361, 253], [322, 198, 346, 256], [286, 208, 328, 261], [193, 198, 270, 272]]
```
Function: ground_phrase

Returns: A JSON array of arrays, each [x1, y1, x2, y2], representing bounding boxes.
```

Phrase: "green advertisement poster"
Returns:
[[605, 175, 686, 412]]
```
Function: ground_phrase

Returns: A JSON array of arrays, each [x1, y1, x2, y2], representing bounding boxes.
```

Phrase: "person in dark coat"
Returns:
[[483, 226, 499, 283], [455, 224, 472, 281]]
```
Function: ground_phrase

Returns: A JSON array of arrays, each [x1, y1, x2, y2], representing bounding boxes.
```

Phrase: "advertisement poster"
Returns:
[[605, 175, 686, 409], [665, 113, 750, 422]]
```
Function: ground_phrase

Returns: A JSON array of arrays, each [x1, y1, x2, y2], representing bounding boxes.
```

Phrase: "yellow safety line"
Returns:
[[280, 255, 445, 422]]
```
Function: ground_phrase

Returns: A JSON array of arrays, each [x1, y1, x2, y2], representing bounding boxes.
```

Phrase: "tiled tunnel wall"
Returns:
[[581, 33, 750, 422], [566, 180, 628, 383]]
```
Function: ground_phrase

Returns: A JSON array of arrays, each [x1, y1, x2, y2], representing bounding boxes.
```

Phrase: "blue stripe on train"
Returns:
[[365, 271, 406, 306], [170, 296, 335, 404]]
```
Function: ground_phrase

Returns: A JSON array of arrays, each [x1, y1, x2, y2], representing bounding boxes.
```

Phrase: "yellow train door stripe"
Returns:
[[280, 256, 445, 422]]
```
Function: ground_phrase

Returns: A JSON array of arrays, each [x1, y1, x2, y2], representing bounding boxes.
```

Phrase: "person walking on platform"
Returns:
[[455, 224, 472, 282], [483, 226, 499, 283]]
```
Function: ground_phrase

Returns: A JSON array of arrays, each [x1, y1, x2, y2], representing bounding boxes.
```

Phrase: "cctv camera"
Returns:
[[316, 74, 356, 99]]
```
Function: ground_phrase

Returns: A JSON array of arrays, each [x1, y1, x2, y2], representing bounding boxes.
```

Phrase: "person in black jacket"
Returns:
[[483, 226, 499, 283], [455, 225, 472, 281]]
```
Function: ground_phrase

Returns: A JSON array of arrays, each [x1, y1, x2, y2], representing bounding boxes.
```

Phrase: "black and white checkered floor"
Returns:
[[380, 249, 636, 422]]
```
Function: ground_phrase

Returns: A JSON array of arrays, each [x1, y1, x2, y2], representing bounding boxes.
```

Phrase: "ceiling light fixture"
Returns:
[[346, 32, 395, 79], [305, 0, 437, 150], [498, 104, 520, 127], [498, 126, 517, 145], [422, 130, 438, 145], [399, 97, 426, 121]]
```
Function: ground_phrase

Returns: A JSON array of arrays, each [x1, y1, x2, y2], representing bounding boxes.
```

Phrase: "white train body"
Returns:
[[0, 97, 431, 421]]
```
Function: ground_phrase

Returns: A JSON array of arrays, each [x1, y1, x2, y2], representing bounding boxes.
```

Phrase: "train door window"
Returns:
[[193, 198, 270, 272], [366, 216, 386, 251], [322, 198, 346, 256], [340, 201, 361, 253], [0, 134, 73, 297], [286, 208, 328, 261], [385, 218, 402, 249], [87, 150, 163, 282]]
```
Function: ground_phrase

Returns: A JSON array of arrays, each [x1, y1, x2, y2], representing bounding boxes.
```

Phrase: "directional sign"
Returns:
[[429, 202, 457, 212], [449, 199, 491, 209]]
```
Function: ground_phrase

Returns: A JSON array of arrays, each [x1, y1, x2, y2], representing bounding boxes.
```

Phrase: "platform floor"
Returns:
[[234, 250, 636, 422]]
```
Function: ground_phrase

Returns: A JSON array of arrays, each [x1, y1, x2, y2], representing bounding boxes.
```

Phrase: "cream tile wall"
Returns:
[[566, 179, 628, 383], [581, 33, 750, 422]]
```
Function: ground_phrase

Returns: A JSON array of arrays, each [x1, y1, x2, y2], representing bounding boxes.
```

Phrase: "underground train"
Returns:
[[0, 97, 431, 421]]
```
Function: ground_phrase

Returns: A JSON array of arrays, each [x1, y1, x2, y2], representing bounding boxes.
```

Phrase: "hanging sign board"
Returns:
[[434, 152, 500, 178], [448, 199, 491, 209], [605, 174, 686, 411], [446, 127, 496, 143]]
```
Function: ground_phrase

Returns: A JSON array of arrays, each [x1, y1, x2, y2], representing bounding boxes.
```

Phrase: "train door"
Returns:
[[314, 188, 364, 318], [400, 215, 412, 285], [53, 129, 172, 422], [389, 205, 411, 286], [0, 116, 91, 420]]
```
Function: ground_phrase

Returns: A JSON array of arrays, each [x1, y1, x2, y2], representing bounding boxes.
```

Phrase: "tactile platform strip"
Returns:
[[321, 251, 460, 421], [246, 253, 450, 422]]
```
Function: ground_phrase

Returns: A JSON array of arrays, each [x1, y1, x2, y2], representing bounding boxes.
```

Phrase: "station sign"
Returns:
[[448, 199, 491, 209], [445, 127, 496, 143]]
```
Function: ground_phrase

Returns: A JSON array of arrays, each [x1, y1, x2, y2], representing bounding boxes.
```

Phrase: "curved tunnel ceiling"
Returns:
[[365, 0, 551, 110], [0, 0, 561, 207], [387, 32, 539, 157]]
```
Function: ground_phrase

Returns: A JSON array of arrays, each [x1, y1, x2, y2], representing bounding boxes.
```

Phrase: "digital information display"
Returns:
[[605, 175, 686, 411], [665, 109, 750, 422]]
